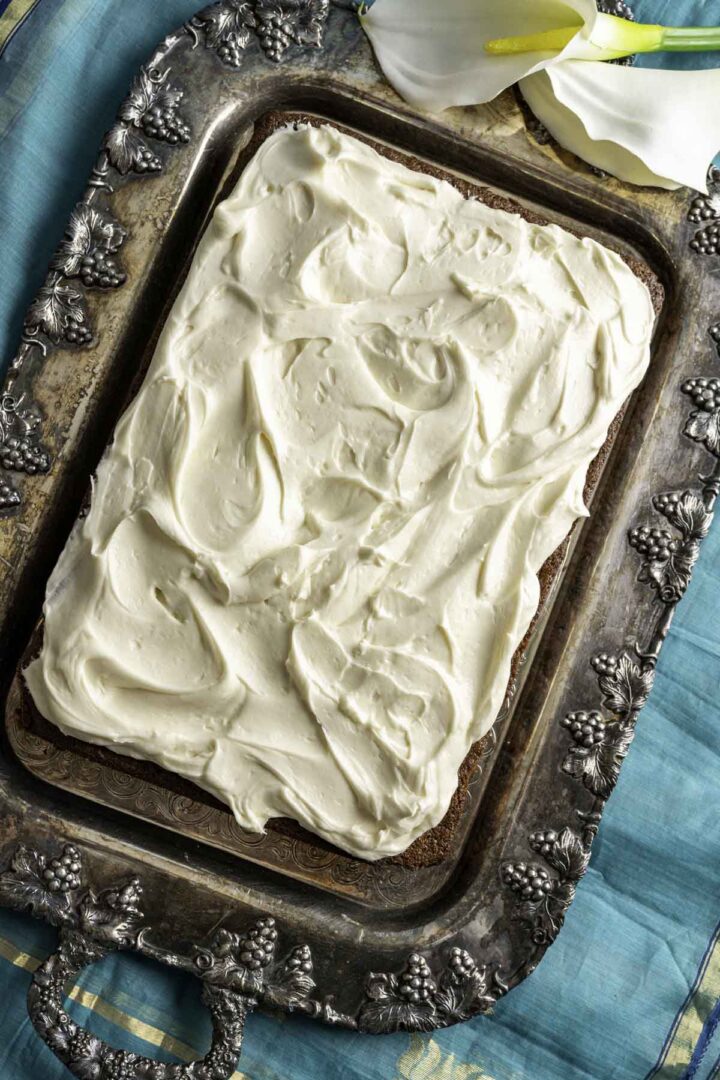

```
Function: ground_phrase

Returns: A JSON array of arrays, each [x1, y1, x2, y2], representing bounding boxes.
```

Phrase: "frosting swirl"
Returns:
[[26, 125, 654, 859]]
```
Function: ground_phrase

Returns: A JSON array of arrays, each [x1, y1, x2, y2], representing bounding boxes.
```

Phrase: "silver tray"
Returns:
[[0, 3, 718, 1076]]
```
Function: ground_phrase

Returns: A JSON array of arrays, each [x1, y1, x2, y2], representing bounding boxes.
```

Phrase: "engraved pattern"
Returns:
[[191, 0, 330, 65], [682, 376, 720, 458], [1, 842, 268, 1077], [25, 280, 91, 348], [23, 62, 190, 353], [51, 203, 127, 288], [560, 707, 634, 799], [628, 489, 711, 603], [2, 0, 720, 1056], [0, 844, 81, 926], [358, 950, 501, 1033], [689, 167, 720, 255], [502, 826, 591, 946], [106, 67, 190, 175], [30, 935, 253, 1080], [1, 0, 328, 512], [8, 703, 498, 910], [0, 394, 50, 509], [0, 840, 505, 1057], [502, 647, 657, 943], [501, 317, 719, 948]]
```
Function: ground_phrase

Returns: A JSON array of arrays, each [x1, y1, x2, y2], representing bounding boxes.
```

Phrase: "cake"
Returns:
[[25, 123, 655, 861]]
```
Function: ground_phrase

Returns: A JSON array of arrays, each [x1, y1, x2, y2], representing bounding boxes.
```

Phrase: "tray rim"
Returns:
[[3, 106, 663, 913], [0, 0, 718, 1056]]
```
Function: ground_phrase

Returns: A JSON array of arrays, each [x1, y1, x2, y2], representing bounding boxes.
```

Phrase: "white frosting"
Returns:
[[26, 124, 654, 860]]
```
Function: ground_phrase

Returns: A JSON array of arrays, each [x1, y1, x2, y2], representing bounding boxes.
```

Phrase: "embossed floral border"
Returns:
[[0, 1, 718, 1074], [499, 197, 719, 953], [0, 0, 331, 512], [1, 170, 717, 1073]]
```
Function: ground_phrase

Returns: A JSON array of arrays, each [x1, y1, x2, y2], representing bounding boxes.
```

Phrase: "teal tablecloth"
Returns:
[[1, 2, 720, 1077]]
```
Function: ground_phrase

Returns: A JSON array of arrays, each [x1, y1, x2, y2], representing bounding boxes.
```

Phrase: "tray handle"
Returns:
[[28, 926, 253, 1079]]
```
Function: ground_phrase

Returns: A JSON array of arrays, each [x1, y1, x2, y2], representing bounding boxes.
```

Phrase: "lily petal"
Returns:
[[361, 0, 599, 111], [520, 61, 720, 191]]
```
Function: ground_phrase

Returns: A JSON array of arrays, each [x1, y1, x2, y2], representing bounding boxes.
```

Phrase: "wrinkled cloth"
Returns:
[[1, 1, 719, 1078]]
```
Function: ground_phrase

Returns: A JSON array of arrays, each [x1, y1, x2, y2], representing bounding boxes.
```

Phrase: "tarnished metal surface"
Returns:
[[0, 1, 718, 1071]]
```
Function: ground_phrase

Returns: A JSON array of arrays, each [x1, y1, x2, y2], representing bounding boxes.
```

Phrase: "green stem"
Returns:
[[660, 25, 720, 51], [485, 17, 720, 59]]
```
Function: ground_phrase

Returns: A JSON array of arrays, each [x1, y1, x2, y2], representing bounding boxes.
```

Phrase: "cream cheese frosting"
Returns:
[[25, 124, 655, 860]]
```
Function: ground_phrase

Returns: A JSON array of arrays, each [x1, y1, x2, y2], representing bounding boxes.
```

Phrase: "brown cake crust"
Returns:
[[17, 114, 664, 869]]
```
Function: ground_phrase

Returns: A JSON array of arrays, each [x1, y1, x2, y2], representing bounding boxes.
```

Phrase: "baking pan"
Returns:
[[5, 108, 661, 911], [0, 2, 718, 1075]]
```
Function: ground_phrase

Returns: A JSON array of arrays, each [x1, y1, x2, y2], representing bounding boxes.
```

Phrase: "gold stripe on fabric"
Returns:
[[0, 934, 248, 1079], [395, 1033, 501, 1080], [653, 931, 720, 1078], [0, 934, 39, 973], [0, 0, 39, 51]]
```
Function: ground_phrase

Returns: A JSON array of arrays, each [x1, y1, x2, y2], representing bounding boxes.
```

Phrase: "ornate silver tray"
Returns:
[[0, 3, 718, 1075]]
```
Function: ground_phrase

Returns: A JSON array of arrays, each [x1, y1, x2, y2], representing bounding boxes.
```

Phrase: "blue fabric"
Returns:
[[1, 2, 720, 1077]]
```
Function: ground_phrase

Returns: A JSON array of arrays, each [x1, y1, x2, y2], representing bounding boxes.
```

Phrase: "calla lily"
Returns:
[[360, 0, 601, 111], [520, 61, 720, 191], [361, 0, 720, 191]]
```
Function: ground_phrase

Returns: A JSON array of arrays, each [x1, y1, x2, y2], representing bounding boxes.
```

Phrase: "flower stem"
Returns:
[[660, 25, 720, 51], [485, 16, 720, 60]]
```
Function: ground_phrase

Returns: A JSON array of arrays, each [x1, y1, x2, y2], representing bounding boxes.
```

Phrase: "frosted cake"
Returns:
[[25, 124, 655, 861]]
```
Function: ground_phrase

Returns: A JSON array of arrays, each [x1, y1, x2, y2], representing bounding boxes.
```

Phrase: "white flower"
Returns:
[[520, 61, 720, 191], [361, 0, 720, 191], [361, 0, 600, 109]]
